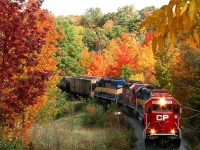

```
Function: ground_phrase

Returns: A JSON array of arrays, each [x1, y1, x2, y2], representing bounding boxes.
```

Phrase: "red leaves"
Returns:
[[142, 31, 155, 45], [0, 0, 51, 129], [107, 44, 137, 78]]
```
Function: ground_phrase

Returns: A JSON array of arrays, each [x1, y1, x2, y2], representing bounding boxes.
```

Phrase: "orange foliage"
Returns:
[[24, 10, 61, 125], [104, 33, 139, 78], [102, 20, 114, 31], [85, 104, 96, 115], [107, 43, 137, 78], [87, 52, 108, 77], [68, 15, 82, 25], [12, 8, 61, 144], [103, 33, 156, 82]]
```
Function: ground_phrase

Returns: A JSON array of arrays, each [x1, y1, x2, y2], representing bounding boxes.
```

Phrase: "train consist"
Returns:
[[59, 76, 182, 147]]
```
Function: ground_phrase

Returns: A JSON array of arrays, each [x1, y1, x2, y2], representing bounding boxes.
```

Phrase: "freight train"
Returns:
[[59, 76, 182, 147]]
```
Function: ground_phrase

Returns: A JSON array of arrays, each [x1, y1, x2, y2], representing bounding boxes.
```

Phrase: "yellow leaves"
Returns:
[[189, 0, 197, 22], [170, 21, 178, 46], [79, 49, 94, 73], [182, 11, 191, 31], [158, 36, 165, 51], [167, 6, 173, 29], [130, 73, 145, 82], [189, 35, 197, 48], [160, 19, 166, 36], [180, 1, 188, 16], [139, 16, 150, 29], [140, 9, 165, 30], [152, 37, 158, 52], [140, 0, 200, 51]]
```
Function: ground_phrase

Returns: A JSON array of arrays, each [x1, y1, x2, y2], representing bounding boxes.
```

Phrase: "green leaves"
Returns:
[[56, 17, 83, 75]]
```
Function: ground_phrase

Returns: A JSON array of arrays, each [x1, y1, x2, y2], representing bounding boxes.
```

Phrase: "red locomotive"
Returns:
[[142, 89, 181, 146], [119, 81, 182, 147]]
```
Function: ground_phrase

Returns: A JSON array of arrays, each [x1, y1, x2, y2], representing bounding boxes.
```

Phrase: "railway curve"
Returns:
[[128, 116, 190, 150]]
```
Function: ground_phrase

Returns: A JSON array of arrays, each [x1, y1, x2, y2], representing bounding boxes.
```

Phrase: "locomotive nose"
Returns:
[[154, 113, 172, 133]]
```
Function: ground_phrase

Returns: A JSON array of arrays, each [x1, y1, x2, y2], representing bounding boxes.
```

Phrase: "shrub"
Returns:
[[0, 139, 22, 150], [105, 129, 134, 150], [81, 104, 105, 128], [55, 92, 70, 119], [106, 103, 118, 115]]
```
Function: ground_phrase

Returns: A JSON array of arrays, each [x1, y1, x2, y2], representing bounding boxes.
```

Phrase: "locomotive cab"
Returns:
[[143, 90, 182, 147]]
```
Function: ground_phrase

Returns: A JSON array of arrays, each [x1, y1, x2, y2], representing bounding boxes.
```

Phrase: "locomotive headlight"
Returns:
[[159, 97, 166, 106], [171, 129, 175, 134], [150, 129, 155, 135], [174, 114, 178, 119]]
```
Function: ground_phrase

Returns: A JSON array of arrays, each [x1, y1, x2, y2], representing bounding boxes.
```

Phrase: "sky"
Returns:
[[42, 0, 170, 16]]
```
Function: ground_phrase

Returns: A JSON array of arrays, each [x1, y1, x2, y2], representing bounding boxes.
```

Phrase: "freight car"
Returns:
[[58, 76, 99, 97]]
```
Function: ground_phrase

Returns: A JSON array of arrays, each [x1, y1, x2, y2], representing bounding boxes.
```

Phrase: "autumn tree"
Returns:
[[155, 45, 178, 89], [139, 6, 156, 20], [87, 52, 108, 77], [81, 7, 103, 28], [107, 43, 137, 78], [0, 0, 55, 145], [142, 31, 155, 45], [83, 28, 98, 50], [104, 33, 156, 82], [172, 45, 200, 109], [68, 15, 82, 26], [102, 20, 114, 31], [116, 5, 139, 31], [137, 43, 156, 83], [105, 34, 138, 79], [83, 27, 108, 51], [32, 11, 62, 124], [120, 65, 136, 80], [107, 25, 127, 39], [78, 49, 95, 75]]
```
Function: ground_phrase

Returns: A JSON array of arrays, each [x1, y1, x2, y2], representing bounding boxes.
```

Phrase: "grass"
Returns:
[[29, 113, 134, 150]]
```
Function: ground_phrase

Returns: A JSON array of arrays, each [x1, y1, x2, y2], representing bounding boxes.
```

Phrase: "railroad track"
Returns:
[[127, 116, 190, 150]]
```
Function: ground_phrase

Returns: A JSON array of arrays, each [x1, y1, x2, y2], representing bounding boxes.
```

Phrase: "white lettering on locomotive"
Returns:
[[156, 115, 169, 121]]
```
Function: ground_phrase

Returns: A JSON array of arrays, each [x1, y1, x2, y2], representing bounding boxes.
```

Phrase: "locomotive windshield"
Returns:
[[153, 104, 171, 112]]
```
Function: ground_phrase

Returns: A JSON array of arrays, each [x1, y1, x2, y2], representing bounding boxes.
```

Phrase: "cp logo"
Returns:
[[156, 115, 169, 121]]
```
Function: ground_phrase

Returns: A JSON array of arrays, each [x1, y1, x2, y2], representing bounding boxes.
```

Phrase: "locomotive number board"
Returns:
[[152, 101, 172, 104]]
